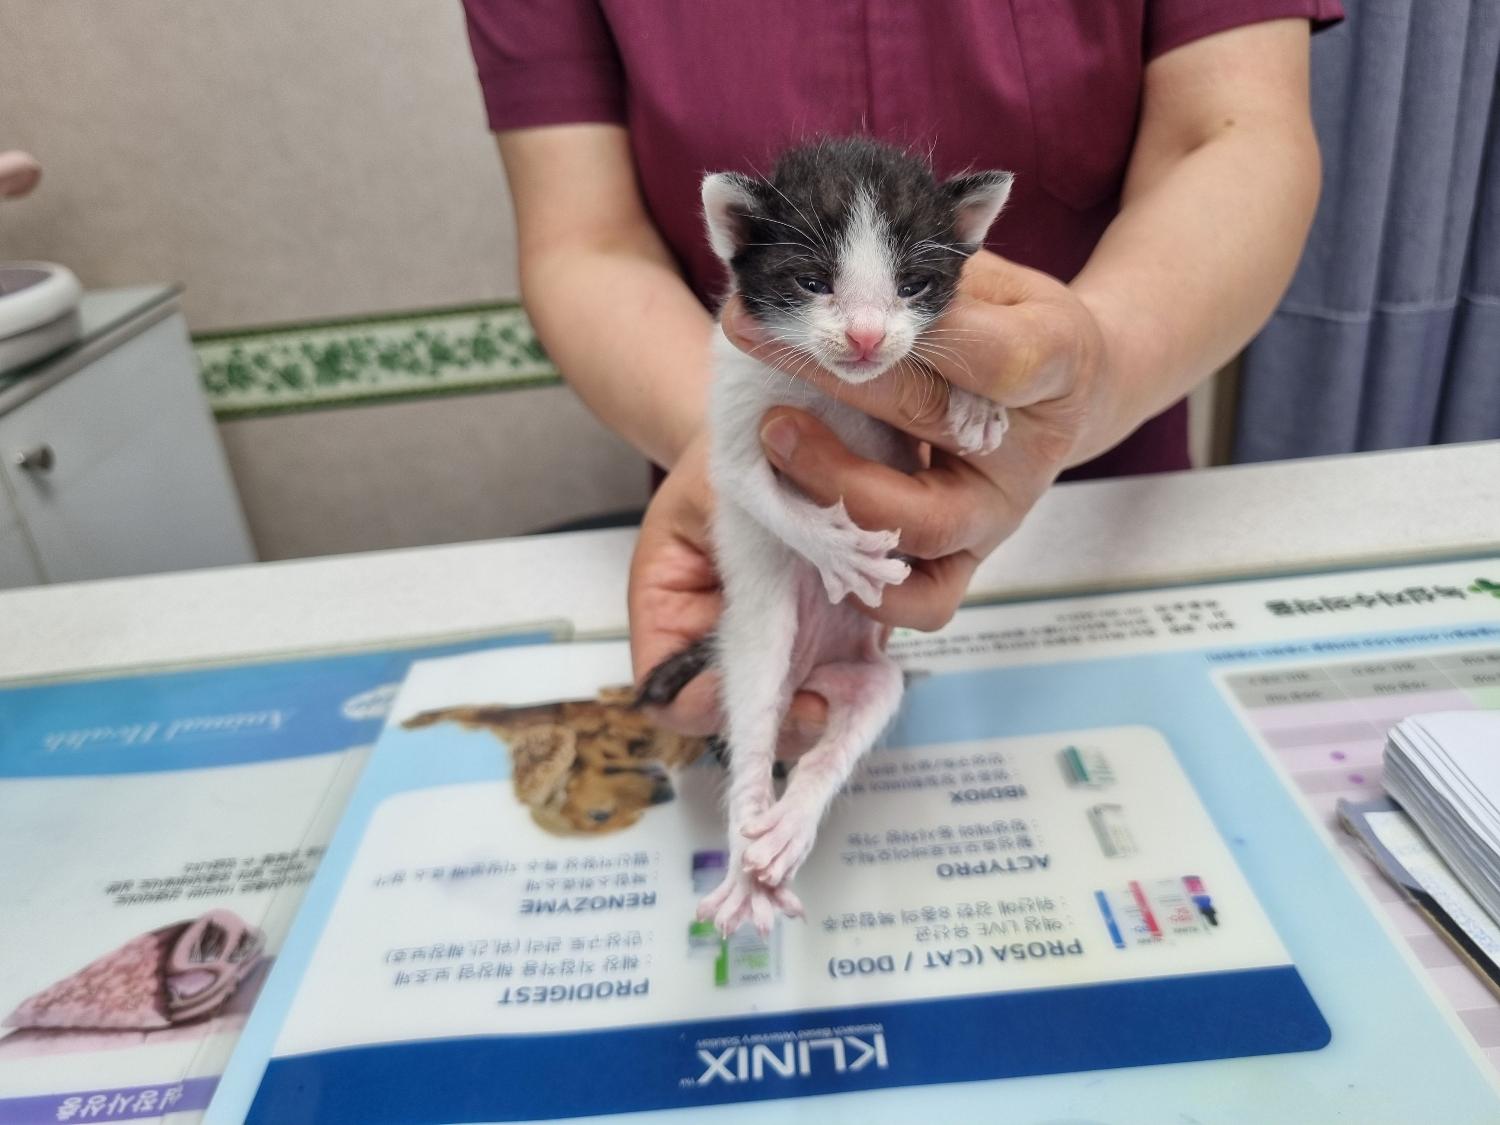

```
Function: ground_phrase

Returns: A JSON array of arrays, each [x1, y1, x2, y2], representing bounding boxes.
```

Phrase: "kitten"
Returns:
[[645, 137, 1012, 936]]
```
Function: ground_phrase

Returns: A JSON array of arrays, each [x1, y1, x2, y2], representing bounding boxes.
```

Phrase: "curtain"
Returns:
[[1235, 1, 1500, 462]]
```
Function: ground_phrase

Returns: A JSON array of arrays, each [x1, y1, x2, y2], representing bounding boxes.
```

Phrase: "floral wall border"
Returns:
[[195, 301, 560, 419]]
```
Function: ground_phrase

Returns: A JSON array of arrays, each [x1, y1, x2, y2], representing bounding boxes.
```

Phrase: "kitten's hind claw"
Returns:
[[697, 866, 801, 937], [769, 884, 805, 919]]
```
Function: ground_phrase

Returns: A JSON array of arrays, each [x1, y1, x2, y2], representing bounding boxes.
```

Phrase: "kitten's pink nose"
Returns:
[[844, 327, 886, 360]]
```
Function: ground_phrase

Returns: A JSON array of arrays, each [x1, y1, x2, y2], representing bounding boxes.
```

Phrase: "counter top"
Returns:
[[1, 439, 1495, 684]]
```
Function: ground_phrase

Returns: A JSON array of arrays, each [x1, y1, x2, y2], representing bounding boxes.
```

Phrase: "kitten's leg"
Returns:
[[723, 460, 909, 608], [741, 654, 903, 888], [694, 538, 805, 936], [945, 387, 1008, 456]]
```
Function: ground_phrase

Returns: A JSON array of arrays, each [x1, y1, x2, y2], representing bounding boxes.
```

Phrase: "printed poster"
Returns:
[[211, 557, 1500, 1123], [0, 628, 559, 1125]]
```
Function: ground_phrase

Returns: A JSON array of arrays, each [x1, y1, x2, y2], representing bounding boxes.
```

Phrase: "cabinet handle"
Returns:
[[14, 443, 54, 473]]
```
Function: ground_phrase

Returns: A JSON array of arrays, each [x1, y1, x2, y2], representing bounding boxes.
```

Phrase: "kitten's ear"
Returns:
[[942, 171, 1014, 248], [701, 172, 763, 263]]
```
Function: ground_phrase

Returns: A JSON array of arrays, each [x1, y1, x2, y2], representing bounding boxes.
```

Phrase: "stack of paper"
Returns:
[[1385, 711, 1500, 924]]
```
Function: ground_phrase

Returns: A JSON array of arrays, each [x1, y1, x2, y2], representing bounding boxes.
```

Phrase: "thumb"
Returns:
[[758, 406, 929, 532], [958, 248, 1041, 307], [720, 296, 771, 356], [757, 408, 853, 508]]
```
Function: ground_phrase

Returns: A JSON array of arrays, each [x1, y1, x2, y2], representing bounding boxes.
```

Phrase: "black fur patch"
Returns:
[[724, 137, 992, 323]]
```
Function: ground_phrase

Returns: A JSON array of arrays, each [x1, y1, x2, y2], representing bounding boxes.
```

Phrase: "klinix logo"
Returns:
[[690, 1027, 888, 1087]]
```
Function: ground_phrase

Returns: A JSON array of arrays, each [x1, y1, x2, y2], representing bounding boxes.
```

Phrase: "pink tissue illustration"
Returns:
[[0, 910, 268, 1058]]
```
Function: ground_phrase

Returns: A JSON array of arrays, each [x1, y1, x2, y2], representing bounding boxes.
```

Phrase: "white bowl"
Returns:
[[0, 262, 83, 376], [0, 261, 82, 341]]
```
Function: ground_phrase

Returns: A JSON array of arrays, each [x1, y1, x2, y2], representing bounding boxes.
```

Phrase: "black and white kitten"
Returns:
[[658, 138, 1012, 936]]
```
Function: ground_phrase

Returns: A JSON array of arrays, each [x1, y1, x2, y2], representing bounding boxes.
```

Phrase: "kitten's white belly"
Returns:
[[708, 337, 907, 676]]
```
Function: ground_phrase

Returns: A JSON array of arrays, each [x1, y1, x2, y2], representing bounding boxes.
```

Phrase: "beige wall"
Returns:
[[219, 386, 650, 559], [0, 0, 654, 559], [0, 0, 519, 330]]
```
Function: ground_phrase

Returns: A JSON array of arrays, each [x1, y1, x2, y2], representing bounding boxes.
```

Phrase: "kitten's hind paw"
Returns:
[[742, 800, 819, 888], [813, 501, 909, 608], [696, 869, 804, 937], [946, 387, 1008, 456]]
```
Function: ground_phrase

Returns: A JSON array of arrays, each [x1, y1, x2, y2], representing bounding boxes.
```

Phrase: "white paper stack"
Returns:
[[1384, 711, 1500, 925]]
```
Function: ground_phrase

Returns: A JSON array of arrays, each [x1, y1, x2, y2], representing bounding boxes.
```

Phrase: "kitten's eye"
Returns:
[[796, 275, 832, 295], [897, 276, 930, 299]]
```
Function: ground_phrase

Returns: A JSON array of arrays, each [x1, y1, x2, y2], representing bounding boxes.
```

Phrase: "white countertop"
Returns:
[[1, 439, 1495, 684]]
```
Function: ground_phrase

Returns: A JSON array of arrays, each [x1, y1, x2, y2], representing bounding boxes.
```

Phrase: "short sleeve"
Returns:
[[461, 0, 626, 131], [1147, 0, 1344, 61]]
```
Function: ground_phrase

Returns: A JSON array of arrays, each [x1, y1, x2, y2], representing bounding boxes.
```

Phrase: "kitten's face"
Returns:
[[703, 140, 1012, 383]]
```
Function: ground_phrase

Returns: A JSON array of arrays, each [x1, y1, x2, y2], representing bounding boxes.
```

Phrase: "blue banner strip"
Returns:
[[0, 632, 556, 778], [248, 965, 1329, 1124], [0, 1077, 216, 1125]]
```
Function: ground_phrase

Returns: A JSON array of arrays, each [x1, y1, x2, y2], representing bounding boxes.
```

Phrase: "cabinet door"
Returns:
[[0, 483, 42, 588], [0, 312, 255, 582]]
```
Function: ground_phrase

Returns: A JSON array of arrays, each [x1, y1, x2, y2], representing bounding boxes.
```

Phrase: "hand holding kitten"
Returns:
[[721, 248, 1117, 630], [630, 250, 1119, 739]]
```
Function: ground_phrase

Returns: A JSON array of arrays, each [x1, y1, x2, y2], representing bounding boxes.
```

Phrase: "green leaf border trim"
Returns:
[[194, 301, 560, 419]]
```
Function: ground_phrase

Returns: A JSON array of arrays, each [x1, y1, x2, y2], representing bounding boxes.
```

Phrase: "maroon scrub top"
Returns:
[[463, 0, 1341, 480]]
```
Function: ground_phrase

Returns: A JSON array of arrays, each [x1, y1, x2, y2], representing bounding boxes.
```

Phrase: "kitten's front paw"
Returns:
[[946, 387, 1008, 455], [813, 501, 909, 608], [696, 867, 805, 938]]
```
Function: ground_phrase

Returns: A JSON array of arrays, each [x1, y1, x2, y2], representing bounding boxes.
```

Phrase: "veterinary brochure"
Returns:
[[0, 627, 560, 1125], [211, 558, 1500, 1124]]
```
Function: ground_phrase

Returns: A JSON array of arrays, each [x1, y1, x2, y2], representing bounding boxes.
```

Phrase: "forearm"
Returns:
[[498, 124, 715, 469], [522, 238, 713, 468], [1068, 21, 1320, 465]]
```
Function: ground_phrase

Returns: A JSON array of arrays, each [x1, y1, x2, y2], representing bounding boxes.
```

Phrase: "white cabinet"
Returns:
[[0, 486, 42, 588], [0, 288, 253, 587]]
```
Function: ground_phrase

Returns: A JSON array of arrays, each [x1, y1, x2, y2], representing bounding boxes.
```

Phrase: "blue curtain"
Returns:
[[1235, 1, 1500, 462]]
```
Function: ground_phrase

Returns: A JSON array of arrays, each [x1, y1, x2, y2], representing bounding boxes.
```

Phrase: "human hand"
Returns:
[[725, 249, 1122, 631], [0, 151, 42, 199], [626, 431, 831, 752]]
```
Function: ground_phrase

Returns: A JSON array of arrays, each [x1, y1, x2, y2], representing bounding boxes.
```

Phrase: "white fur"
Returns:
[[837, 192, 892, 303], [701, 173, 758, 262], [696, 335, 913, 937], [694, 171, 1011, 937], [950, 172, 1013, 246]]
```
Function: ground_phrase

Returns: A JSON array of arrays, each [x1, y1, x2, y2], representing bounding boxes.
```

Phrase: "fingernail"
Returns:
[[761, 417, 800, 462]]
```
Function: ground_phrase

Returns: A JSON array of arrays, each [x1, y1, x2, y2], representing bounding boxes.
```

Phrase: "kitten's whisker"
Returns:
[[754, 214, 828, 249], [910, 240, 968, 258], [763, 180, 834, 255], [911, 342, 977, 390], [905, 355, 940, 421]]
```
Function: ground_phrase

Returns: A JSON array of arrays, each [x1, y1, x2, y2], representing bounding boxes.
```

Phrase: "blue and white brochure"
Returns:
[[0, 629, 556, 1125], [211, 561, 1500, 1122], [209, 566, 1500, 1124]]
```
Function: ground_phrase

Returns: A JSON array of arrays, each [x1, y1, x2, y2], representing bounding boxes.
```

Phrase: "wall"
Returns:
[[0, 0, 519, 328], [0, 0, 650, 558]]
